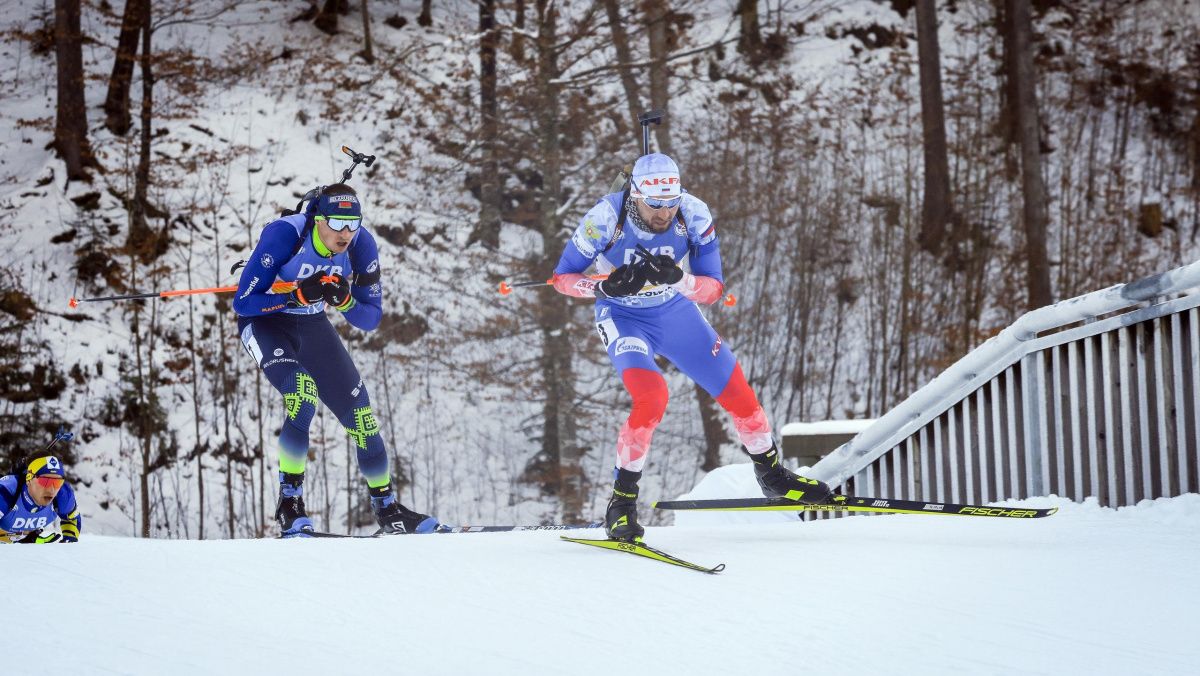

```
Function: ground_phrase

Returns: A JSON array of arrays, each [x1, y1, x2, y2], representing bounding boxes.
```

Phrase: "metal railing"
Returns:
[[810, 260, 1200, 508]]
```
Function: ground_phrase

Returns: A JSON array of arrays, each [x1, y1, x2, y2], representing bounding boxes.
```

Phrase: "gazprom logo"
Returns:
[[614, 337, 649, 356]]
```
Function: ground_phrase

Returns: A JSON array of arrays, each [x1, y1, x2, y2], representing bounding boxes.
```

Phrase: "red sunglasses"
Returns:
[[33, 476, 64, 489]]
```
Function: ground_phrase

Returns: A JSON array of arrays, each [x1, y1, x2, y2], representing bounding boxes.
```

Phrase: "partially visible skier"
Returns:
[[550, 153, 832, 541], [0, 455, 82, 544], [233, 184, 437, 537]]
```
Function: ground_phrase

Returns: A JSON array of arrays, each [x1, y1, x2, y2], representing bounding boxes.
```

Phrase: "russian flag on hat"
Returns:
[[631, 153, 682, 198]]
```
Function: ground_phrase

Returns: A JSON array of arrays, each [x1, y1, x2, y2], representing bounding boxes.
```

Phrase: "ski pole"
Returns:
[[44, 426, 73, 451], [497, 274, 608, 296], [69, 281, 296, 308], [499, 271, 737, 306]]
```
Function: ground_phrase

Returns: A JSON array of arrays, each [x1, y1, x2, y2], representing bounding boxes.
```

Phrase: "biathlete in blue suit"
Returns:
[[0, 455, 81, 544], [551, 154, 832, 541], [234, 184, 437, 536]]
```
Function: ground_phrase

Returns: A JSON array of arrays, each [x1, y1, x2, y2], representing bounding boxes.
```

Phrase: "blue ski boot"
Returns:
[[276, 473, 315, 537], [370, 489, 439, 534]]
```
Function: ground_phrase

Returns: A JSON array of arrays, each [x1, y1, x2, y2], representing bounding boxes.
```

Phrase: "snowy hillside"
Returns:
[[12, 477, 1199, 676], [2, 0, 1198, 542]]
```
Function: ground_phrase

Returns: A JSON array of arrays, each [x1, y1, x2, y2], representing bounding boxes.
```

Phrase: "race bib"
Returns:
[[595, 319, 618, 349]]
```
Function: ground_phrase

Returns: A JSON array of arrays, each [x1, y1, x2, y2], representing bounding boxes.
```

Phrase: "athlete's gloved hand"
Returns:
[[596, 263, 648, 299], [288, 274, 327, 307], [321, 273, 355, 311], [641, 253, 684, 285]]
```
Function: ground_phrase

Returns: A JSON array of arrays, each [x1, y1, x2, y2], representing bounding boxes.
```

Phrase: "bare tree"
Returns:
[[915, 0, 953, 256], [104, 0, 147, 136], [635, 0, 728, 470], [534, 0, 585, 522], [469, 0, 501, 249], [735, 0, 762, 64], [54, 0, 97, 181], [129, 0, 155, 250], [1005, 0, 1053, 309], [602, 0, 644, 140], [360, 0, 374, 63], [642, 0, 674, 152], [314, 0, 342, 35]]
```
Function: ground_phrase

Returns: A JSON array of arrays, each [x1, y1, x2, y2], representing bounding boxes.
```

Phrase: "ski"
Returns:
[[437, 523, 602, 534], [280, 523, 603, 538], [560, 536, 725, 574], [280, 530, 380, 539], [653, 495, 1058, 519]]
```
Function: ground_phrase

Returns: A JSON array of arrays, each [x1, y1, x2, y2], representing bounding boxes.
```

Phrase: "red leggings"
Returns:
[[614, 363, 773, 472]]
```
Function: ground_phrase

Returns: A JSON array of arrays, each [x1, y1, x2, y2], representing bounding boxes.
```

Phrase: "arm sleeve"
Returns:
[[670, 198, 725, 304], [232, 221, 301, 317], [54, 484, 81, 541], [552, 200, 616, 297], [341, 228, 383, 331], [0, 475, 17, 517]]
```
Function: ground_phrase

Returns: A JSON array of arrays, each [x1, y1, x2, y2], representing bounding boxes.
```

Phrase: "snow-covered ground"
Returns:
[[13, 467, 1198, 675]]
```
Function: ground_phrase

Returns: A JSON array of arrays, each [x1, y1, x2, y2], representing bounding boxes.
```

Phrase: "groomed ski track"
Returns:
[[8, 494, 1198, 676]]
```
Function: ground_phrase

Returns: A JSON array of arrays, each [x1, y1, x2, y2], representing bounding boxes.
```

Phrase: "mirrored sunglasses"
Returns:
[[638, 194, 682, 210], [317, 215, 363, 232], [33, 476, 64, 489]]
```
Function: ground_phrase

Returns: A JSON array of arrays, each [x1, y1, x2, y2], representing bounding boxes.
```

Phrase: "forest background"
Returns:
[[0, 0, 1196, 537]]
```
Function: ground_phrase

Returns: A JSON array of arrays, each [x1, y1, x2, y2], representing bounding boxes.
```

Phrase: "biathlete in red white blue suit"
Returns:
[[551, 154, 832, 541], [233, 184, 437, 537]]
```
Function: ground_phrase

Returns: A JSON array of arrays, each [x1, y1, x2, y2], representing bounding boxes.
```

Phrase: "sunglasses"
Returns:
[[317, 215, 363, 232], [33, 476, 64, 489], [638, 194, 682, 210]]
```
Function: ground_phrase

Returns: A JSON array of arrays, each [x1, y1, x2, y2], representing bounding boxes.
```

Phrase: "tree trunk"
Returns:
[[998, 0, 1020, 150], [735, 0, 762, 64], [131, 269, 151, 537], [186, 245, 205, 539], [54, 0, 95, 181], [511, 0, 526, 62], [360, 0, 374, 63], [129, 3, 154, 252], [470, 0, 501, 249], [104, 0, 145, 136], [915, 0, 952, 256], [1007, 0, 1053, 310], [697, 383, 729, 471], [535, 0, 584, 522], [314, 0, 340, 35], [602, 0, 644, 140], [418, 0, 432, 27], [643, 0, 673, 153]]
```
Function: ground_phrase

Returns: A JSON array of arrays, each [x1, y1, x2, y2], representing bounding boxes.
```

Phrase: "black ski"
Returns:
[[653, 494, 1058, 519], [560, 536, 725, 574], [279, 530, 380, 539]]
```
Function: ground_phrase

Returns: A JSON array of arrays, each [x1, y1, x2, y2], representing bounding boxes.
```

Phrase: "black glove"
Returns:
[[597, 263, 648, 298], [321, 273, 355, 310], [288, 274, 328, 307], [641, 253, 684, 285]]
